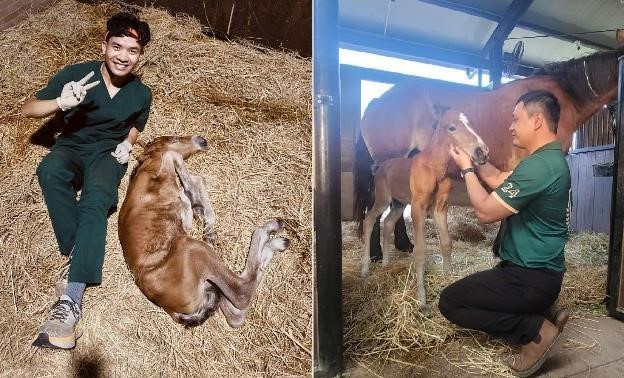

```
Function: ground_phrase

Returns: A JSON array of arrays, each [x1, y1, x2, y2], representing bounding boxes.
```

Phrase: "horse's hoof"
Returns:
[[395, 242, 414, 253], [270, 237, 290, 251], [274, 218, 285, 229], [419, 304, 431, 317]]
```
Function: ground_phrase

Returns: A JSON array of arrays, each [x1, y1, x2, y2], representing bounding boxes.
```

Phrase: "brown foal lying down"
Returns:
[[118, 135, 289, 327]]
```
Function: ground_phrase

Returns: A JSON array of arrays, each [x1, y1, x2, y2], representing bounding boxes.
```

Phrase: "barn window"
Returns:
[[571, 104, 615, 151]]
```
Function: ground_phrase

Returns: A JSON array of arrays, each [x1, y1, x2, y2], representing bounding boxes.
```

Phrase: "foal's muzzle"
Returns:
[[474, 146, 488, 165], [194, 136, 208, 149]]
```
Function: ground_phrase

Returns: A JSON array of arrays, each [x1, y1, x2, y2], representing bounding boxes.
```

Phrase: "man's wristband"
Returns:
[[460, 167, 475, 179]]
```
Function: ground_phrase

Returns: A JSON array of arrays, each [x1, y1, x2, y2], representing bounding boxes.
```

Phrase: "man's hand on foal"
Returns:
[[56, 71, 100, 111], [111, 140, 133, 164], [450, 144, 472, 170]]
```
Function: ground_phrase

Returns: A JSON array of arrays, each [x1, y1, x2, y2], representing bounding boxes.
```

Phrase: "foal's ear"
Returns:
[[137, 152, 148, 163], [426, 96, 450, 121], [135, 138, 147, 148]]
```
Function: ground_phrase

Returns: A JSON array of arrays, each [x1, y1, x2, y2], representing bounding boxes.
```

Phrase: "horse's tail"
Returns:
[[354, 134, 375, 237]]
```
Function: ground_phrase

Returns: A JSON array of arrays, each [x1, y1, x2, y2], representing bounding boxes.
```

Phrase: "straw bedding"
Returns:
[[343, 207, 609, 376], [0, 1, 311, 376]]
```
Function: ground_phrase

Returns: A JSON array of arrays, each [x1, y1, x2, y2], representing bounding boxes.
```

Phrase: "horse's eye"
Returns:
[[448, 126, 456, 132]]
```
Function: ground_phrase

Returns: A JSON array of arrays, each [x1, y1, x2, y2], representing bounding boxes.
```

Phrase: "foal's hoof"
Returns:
[[265, 218, 285, 233], [419, 304, 431, 317], [269, 237, 290, 252]]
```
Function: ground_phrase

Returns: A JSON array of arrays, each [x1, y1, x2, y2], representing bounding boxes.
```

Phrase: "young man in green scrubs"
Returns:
[[21, 12, 152, 349], [439, 90, 571, 377]]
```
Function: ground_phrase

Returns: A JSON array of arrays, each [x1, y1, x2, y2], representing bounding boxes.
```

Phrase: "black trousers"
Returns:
[[439, 261, 564, 345]]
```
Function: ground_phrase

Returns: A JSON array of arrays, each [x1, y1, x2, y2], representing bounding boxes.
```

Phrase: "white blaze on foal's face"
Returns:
[[446, 111, 489, 164]]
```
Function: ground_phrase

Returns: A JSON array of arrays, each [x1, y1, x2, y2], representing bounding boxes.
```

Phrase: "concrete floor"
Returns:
[[347, 315, 624, 377], [537, 316, 624, 377]]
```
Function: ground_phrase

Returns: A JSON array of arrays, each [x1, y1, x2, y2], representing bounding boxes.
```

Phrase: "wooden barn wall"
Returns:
[[0, 0, 55, 30], [118, 0, 311, 57], [567, 147, 614, 234]]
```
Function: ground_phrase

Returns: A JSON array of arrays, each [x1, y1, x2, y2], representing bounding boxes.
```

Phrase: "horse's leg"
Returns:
[[393, 214, 414, 252], [382, 205, 406, 267], [370, 216, 382, 259], [195, 219, 288, 314], [362, 198, 390, 277], [189, 175, 217, 246], [173, 156, 216, 246], [432, 178, 452, 273], [218, 235, 289, 328], [411, 191, 433, 316]]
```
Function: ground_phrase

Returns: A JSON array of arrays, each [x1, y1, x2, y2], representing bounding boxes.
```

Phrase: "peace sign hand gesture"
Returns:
[[56, 71, 100, 111]]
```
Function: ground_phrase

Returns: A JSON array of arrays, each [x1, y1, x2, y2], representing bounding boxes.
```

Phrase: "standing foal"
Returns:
[[361, 107, 488, 314]]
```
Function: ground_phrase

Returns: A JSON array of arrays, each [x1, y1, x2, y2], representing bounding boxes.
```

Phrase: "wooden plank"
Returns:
[[575, 152, 588, 232], [341, 172, 354, 221], [593, 151, 607, 232], [568, 154, 581, 232], [579, 152, 594, 231]]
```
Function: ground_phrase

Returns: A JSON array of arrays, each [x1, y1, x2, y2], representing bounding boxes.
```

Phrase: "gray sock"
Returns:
[[64, 282, 86, 308]]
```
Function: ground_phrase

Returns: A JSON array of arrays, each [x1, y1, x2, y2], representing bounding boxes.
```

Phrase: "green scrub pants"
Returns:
[[36, 144, 127, 285]]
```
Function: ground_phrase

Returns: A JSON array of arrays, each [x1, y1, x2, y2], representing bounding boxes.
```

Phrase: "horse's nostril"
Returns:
[[195, 136, 208, 148]]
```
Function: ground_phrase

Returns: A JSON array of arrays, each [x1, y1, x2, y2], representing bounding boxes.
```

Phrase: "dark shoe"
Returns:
[[370, 254, 382, 263], [507, 319, 560, 377], [545, 305, 570, 333]]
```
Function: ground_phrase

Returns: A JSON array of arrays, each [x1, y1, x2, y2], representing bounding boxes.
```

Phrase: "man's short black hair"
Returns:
[[106, 12, 151, 47], [516, 90, 561, 133]]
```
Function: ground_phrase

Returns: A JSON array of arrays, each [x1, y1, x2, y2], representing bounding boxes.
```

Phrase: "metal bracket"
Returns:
[[316, 94, 334, 106]]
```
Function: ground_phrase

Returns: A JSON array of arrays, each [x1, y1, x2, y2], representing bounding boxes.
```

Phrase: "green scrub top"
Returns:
[[492, 141, 571, 272], [36, 60, 152, 151]]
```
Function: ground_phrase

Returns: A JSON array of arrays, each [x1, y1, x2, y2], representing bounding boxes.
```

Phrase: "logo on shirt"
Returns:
[[501, 182, 520, 198]]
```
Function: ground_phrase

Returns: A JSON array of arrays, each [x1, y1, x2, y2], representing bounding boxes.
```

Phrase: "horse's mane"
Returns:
[[532, 47, 624, 104]]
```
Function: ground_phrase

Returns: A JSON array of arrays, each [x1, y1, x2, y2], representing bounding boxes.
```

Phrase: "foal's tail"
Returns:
[[172, 283, 221, 327], [354, 135, 375, 237]]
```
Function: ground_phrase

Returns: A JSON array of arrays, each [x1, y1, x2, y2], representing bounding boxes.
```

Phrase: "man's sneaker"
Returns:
[[54, 253, 72, 298], [32, 295, 81, 349]]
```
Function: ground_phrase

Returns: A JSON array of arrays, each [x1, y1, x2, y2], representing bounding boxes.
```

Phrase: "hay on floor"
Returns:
[[0, 1, 311, 376], [343, 206, 609, 376]]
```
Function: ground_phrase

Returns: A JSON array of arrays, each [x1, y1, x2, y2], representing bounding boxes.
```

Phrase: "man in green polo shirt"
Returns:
[[21, 12, 151, 350], [439, 90, 571, 377]]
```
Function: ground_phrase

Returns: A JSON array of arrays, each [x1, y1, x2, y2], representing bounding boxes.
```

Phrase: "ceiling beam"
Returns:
[[340, 27, 488, 70], [339, 27, 537, 76], [482, 0, 533, 57], [418, 0, 613, 51]]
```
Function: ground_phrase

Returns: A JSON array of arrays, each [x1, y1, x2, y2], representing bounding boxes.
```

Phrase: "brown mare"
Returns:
[[356, 48, 622, 261], [118, 135, 289, 328], [360, 107, 488, 314]]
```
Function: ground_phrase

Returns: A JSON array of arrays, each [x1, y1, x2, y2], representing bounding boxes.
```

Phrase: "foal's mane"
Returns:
[[532, 47, 623, 105]]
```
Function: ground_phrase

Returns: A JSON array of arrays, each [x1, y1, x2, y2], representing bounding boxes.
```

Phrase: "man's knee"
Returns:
[[78, 184, 119, 214], [438, 284, 460, 320], [36, 157, 64, 189]]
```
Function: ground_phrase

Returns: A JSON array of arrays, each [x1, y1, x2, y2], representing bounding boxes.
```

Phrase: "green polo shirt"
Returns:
[[36, 60, 151, 151], [492, 141, 571, 272]]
